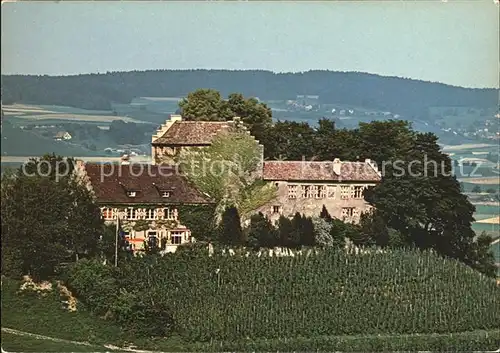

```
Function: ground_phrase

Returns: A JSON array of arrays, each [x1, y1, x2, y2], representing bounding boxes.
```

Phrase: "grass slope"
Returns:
[[1, 123, 96, 157]]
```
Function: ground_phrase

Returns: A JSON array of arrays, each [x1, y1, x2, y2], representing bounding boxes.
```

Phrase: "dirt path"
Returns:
[[1, 327, 94, 347], [1, 327, 157, 353]]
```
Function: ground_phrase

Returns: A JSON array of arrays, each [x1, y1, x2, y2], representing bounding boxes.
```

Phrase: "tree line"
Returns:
[[2, 70, 497, 117]]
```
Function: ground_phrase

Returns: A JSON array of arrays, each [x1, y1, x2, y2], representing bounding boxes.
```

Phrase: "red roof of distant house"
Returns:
[[152, 121, 238, 146], [83, 163, 212, 204], [262, 161, 381, 182]]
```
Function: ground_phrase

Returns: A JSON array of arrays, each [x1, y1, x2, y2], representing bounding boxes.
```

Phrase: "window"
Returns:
[[318, 185, 326, 198], [327, 185, 336, 198], [300, 185, 307, 198], [127, 191, 136, 197], [135, 208, 147, 219], [272, 205, 281, 214], [340, 186, 350, 200], [288, 185, 298, 199], [353, 186, 364, 199], [308, 185, 318, 198], [126, 207, 136, 220], [102, 208, 114, 220], [161, 191, 171, 198], [302, 185, 318, 198], [147, 231, 157, 238], [341, 207, 355, 218], [170, 231, 183, 245], [353, 208, 360, 218], [146, 208, 156, 220], [163, 207, 174, 220]]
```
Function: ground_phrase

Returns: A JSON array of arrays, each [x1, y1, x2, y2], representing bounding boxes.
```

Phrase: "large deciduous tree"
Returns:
[[179, 89, 233, 121], [364, 132, 494, 276], [1, 154, 103, 279], [178, 89, 273, 143], [178, 131, 276, 220]]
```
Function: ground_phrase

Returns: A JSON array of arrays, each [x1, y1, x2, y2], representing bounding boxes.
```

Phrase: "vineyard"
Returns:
[[66, 247, 500, 348]]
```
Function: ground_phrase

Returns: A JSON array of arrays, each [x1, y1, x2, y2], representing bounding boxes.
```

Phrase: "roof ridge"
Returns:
[[176, 120, 233, 124]]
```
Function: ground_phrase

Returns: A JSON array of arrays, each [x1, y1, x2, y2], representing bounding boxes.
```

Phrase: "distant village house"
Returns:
[[53, 131, 72, 141]]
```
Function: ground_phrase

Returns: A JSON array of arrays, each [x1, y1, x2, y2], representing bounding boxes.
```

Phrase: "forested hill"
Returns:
[[2, 70, 497, 117]]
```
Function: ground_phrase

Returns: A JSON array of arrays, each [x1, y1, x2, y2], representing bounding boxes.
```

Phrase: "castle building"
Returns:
[[151, 115, 263, 165], [75, 160, 212, 253], [151, 114, 382, 224], [256, 159, 381, 222]]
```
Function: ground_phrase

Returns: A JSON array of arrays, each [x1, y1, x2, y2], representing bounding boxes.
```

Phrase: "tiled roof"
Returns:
[[84, 163, 212, 204], [262, 161, 381, 182], [152, 121, 237, 146]]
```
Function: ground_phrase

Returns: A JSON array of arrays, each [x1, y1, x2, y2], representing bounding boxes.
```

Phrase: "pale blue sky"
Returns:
[[1, 1, 499, 88]]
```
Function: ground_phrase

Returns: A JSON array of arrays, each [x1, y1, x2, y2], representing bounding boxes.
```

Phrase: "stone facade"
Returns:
[[256, 159, 382, 223], [255, 181, 378, 224]]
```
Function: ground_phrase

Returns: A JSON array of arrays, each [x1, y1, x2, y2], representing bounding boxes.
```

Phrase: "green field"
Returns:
[[1, 122, 99, 157]]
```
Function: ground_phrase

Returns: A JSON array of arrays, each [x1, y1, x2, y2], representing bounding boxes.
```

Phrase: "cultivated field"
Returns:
[[441, 143, 498, 151], [1, 155, 151, 164], [3, 104, 150, 124], [476, 216, 500, 224], [459, 177, 500, 185]]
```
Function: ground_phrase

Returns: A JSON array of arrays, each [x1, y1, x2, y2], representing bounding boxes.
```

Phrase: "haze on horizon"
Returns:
[[1, 1, 499, 89]]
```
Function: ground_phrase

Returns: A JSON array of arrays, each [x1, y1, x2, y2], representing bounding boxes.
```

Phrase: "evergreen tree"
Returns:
[[329, 219, 347, 249], [246, 212, 278, 249], [219, 206, 244, 246], [289, 213, 304, 248], [358, 210, 389, 246], [319, 205, 332, 221], [277, 215, 293, 247], [299, 216, 316, 247]]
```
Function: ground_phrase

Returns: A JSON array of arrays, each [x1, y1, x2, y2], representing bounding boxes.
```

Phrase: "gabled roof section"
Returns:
[[83, 163, 212, 204], [262, 160, 381, 182], [152, 120, 238, 146]]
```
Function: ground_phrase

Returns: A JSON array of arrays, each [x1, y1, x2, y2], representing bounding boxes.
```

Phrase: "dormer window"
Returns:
[[161, 191, 171, 198], [127, 191, 137, 197]]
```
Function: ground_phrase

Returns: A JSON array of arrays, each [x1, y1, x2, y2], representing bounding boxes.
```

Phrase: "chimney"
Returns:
[[333, 158, 341, 175]]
